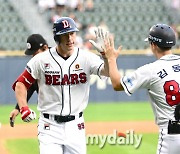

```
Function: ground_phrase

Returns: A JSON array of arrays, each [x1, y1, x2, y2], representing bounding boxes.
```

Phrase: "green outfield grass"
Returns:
[[0, 102, 154, 124], [0, 104, 38, 124], [85, 102, 154, 121], [6, 133, 158, 154], [87, 133, 158, 154], [0, 102, 158, 154]]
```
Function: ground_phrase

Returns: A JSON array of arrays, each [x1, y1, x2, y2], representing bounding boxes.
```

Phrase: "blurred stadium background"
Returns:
[[0, 0, 180, 50], [0, 0, 180, 104]]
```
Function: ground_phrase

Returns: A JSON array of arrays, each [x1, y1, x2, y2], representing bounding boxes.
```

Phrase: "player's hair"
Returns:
[[151, 42, 172, 52]]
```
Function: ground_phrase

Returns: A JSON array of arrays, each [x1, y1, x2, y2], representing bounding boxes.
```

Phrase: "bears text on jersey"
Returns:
[[45, 72, 87, 85]]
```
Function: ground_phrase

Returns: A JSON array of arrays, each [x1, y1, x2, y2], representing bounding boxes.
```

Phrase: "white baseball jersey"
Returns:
[[121, 54, 180, 128], [26, 47, 104, 115]]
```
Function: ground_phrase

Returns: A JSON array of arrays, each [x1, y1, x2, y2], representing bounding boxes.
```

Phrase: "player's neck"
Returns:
[[156, 50, 172, 59], [56, 46, 73, 58]]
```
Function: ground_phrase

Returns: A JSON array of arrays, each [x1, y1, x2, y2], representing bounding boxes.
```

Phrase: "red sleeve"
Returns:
[[12, 69, 35, 90]]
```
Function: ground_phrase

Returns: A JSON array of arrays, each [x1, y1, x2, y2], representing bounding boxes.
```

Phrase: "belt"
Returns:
[[43, 112, 83, 123], [168, 120, 180, 134]]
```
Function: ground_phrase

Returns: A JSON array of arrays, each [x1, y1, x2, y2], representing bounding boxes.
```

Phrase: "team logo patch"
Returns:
[[27, 43, 31, 49], [73, 64, 83, 72], [127, 78, 133, 86], [26, 65, 31, 73], [75, 64, 80, 69], [44, 63, 50, 69], [62, 20, 70, 28], [172, 64, 180, 72], [44, 123, 50, 130]]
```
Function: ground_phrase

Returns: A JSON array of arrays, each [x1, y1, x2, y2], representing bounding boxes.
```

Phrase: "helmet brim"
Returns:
[[25, 49, 37, 55], [56, 28, 79, 35]]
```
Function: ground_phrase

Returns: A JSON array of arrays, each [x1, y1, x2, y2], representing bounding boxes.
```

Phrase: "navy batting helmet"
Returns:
[[53, 17, 79, 42], [145, 24, 176, 48]]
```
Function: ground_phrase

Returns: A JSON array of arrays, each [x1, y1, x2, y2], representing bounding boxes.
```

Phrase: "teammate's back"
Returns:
[[147, 54, 180, 127]]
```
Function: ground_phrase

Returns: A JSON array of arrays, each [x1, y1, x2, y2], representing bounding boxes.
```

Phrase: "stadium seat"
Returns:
[[0, 0, 178, 50]]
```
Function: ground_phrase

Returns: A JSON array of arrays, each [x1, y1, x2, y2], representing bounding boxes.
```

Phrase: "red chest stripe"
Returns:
[[12, 69, 35, 90]]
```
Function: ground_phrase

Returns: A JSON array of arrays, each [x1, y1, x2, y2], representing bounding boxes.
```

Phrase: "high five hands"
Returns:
[[89, 27, 122, 60]]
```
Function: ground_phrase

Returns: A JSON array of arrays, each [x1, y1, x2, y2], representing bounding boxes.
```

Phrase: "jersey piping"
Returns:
[[49, 48, 64, 115], [159, 55, 180, 61], [68, 48, 79, 115], [121, 76, 132, 95], [159, 58, 180, 61], [97, 63, 103, 78], [158, 129, 164, 154]]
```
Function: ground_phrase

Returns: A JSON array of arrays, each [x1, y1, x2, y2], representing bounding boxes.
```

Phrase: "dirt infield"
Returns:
[[0, 121, 158, 154]]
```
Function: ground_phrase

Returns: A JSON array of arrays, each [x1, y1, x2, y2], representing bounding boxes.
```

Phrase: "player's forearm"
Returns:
[[27, 84, 36, 101], [15, 82, 28, 109], [101, 58, 109, 77], [108, 58, 124, 91], [14, 82, 35, 111]]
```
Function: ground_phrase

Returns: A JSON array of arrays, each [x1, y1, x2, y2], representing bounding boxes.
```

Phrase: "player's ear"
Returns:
[[149, 41, 153, 45], [41, 45, 48, 51], [150, 42, 156, 47], [54, 36, 61, 44], [149, 42, 155, 50]]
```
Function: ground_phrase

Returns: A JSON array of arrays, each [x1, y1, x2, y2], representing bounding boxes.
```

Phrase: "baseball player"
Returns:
[[102, 24, 180, 154], [12, 17, 109, 154], [10, 34, 48, 127]]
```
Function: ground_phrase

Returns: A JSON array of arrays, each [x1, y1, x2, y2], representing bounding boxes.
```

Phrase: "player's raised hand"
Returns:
[[89, 27, 109, 55], [20, 106, 36, 122], [103, 34, 122, 60]]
